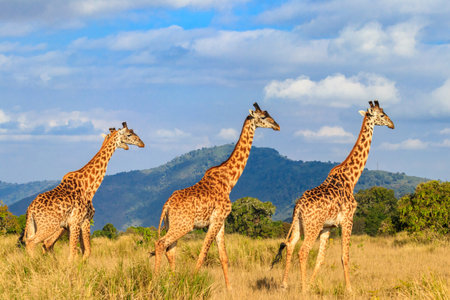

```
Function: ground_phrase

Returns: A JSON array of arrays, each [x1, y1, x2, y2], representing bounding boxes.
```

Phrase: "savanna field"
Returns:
[[1, 232, 448, 300]]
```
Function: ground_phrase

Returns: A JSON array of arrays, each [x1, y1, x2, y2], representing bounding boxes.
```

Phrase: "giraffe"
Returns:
[[20, 122, 145, 261], [271, 101, 394, 293], [151, 103, 280, 289]]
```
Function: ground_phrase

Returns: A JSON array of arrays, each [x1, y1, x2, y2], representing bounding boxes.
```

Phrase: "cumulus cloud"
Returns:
[[0, 109, 123, 141], [0, 110, 10, 123], [0, 0, 248, 36], [430, 78, 450, 114], [264, 73, 399, 107], [440, 128, 450, 134], [380, 139, 428, 150], [331, 21, 422, 57], [294, 126, 355, 143], [217, 128, 238, 140]]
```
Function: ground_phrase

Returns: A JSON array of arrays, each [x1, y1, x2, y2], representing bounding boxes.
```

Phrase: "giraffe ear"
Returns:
[[101, 133, 107, 138], [249, 109, 255, 117], [359, 110, 366, 117]]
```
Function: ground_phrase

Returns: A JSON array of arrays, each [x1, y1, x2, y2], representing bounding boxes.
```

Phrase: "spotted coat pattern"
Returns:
[[280, 101, 394, 293], [152, 103, 280, 289], [22, 124, 144, 261]]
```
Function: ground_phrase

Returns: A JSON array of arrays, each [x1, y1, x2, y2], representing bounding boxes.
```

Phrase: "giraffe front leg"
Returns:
[[341, 220, 354, 293], [68, 224, 81, 262], [215, 223, 231, 290], [310, 229, 330, 283], [281, 219, 300, 289], [80, 219, 92, 260], [195, 220, 224, 272]]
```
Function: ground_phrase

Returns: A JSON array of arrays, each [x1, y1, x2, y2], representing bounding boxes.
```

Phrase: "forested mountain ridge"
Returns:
[[0, 180, 58, 205], [8, 144, 428, 230]]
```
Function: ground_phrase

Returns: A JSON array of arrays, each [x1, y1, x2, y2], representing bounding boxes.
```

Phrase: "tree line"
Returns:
[[1, 180, 448, 240]]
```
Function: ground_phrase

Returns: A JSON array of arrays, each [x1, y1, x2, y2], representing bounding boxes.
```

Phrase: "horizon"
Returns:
[[1, 1, 449, 183]]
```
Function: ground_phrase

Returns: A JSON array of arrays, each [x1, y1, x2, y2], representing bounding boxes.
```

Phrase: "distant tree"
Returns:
[[226, 197, 283, 238], [353, 187, 398, 236], [0, 201, 21, 234], [398, 181, 449, 235], [92, 223, 118, 239]]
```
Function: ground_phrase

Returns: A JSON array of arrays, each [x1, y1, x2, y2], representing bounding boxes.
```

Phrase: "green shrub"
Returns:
[[398, 181, 449, 236]]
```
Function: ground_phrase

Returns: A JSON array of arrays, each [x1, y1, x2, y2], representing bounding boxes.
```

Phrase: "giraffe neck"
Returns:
[[330, 115, 374, 189], [221, 117, 256, 188], [77, 132, 119, 196]]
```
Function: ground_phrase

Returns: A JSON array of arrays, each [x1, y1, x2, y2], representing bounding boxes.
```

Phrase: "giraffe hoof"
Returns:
[[281, 282, 288, 290]]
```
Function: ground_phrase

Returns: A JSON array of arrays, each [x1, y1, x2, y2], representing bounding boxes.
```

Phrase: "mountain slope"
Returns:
[[9, 145, 427, 230], [0, 180, 58, 205]]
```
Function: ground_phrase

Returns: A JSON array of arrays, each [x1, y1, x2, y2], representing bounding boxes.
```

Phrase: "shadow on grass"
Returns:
[[251, 276, 280, 291]]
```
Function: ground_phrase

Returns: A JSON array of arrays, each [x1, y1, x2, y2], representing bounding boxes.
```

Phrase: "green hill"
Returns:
[[9, 144, 428, 230]]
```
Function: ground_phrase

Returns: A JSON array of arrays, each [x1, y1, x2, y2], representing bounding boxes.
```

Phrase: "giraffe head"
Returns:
[[359, 100, 394, 129], [115, 122, 145, 150], [249, 102, 280, 131]]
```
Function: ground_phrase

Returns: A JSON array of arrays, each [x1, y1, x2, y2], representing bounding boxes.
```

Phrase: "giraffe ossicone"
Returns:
[[272, 100, 394, 293], [19, 122, 145, 261], [151, 102, 280, 290]]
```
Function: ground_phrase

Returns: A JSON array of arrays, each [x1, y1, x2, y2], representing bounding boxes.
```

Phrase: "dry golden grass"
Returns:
[[1, 232, 448, 299]]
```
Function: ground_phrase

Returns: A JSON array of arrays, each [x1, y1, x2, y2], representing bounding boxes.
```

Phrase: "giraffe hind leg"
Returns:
[[165, 241, 177, 271], [42, 228, 66, 253], [281, 217, 301, 289], [154, 221, 193, 274]]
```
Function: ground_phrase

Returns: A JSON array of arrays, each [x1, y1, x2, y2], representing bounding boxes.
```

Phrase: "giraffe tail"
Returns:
[[157, 203, 169, 239], [17, 211, 35, 248], [271, 205, 301, 269], [149, 204, 169, 257]]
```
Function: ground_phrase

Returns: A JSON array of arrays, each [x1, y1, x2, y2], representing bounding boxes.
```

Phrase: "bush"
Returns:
[[398, 181, 449, 235], [0, 201, 21, 234], [92, 223, 119, 239], [353, 187, 398, 236], [226, 197, 284, 238]]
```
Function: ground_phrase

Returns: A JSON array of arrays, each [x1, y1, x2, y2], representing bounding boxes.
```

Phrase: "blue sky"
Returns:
[[0, 0, 449, 183]]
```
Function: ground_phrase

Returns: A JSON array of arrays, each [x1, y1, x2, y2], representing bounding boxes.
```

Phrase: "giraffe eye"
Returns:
[[380, 114, 385, 117]]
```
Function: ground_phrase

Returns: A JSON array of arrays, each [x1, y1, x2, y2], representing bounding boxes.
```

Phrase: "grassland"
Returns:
[[0, 232, 448, 299]]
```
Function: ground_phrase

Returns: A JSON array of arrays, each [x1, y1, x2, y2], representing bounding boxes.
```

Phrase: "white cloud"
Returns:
[[0, 110, 10, 123], [192, 29, 327, 64], [331, 22, 421, 57], [0, 42, 47, 52], [217, 128, 238, 140], [440, 128, 450, 134], [155, 128, 190, 139], [294, 126, 355, 143], [0, 134, 101, 142], [430, 79, 450, 114], [264, 73, 399, 107], [380, 139, 428, 150], [437, 139, 450, 147], [0, 109, 124, 138]]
